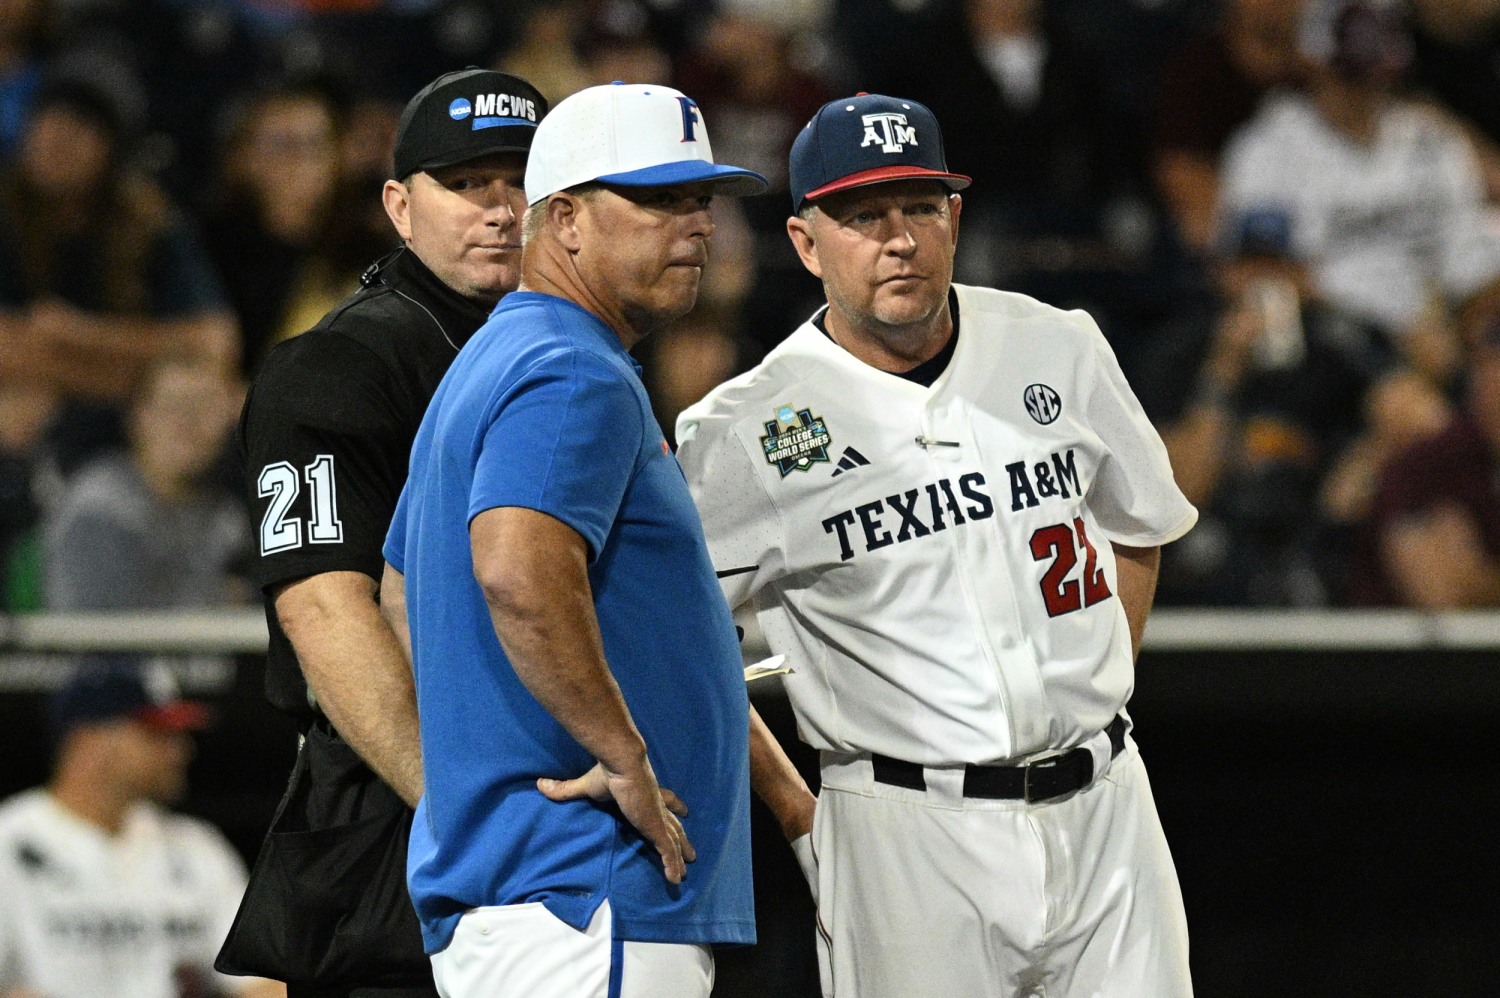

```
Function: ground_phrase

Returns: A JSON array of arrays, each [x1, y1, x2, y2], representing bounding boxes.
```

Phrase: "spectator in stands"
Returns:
[[203, 81, 350, 374], [1408, 0, 1500, 150], [1215, 0, 1500, 387], [0, 383, 46, 610], [908, 0, 1139, 245], [676, 3, 832, 204], [0, 55, 236, 472], [575, 0, 673, 87], [0, 656, 283, 998], [674, 1, 834, 354], [1152, 0, 1308, 253], [868, 0, 1179, 351], [0, 0, 48, 163], [41, 356, 247, 611], [1365, 319, 1500, 606], [498, 1, 591, 108], [642, 303, 745, 446], [1149, 211, 1410, 605], [320, 88, 419, 333]]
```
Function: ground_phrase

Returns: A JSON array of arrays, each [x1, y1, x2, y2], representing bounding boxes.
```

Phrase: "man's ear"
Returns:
[[550, 194, 585, 253], [786, 213, 823, 280], [383, 179, 413, 242]]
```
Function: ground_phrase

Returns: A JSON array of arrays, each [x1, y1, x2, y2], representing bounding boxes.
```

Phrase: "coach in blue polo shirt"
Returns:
[[380, 83, 811, 998]]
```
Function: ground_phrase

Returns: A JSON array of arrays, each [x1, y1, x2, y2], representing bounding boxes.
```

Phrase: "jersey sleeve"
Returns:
[[1076, 313, 1198, 546], [675, 405, 786, 611], [240, 334, 408, 591], [1426, 116, 1500, 303], [468, 349, 644, 560], [384, 481, 411, 575]]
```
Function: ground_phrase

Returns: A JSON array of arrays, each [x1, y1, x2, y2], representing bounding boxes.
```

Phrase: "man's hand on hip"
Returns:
[[538, 760, 697, 883]]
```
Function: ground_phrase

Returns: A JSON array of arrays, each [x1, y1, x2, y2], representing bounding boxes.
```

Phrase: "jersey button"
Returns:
[[999, 635, 1016, 650]]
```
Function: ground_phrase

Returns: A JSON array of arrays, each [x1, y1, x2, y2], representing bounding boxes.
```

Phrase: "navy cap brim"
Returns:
[[596, 160, 769, 197]]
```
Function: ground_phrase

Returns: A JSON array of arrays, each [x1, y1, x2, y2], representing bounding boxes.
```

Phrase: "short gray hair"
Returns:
[[521, 200, 548, 246], [521, 182, 605, 245]]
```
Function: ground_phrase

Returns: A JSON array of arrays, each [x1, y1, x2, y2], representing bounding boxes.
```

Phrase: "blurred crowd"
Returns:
[[2, 0, 1500, 611]]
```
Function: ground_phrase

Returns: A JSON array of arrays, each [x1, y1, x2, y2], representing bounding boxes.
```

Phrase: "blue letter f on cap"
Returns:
[[678, 97, 700, 143]]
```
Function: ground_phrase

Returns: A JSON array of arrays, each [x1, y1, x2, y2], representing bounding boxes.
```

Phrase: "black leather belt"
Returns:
[[871, 715, 1128, 803]]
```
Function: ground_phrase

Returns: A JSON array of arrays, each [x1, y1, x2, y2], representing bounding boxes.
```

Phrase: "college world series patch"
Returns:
[[762, 405, 832, 476]]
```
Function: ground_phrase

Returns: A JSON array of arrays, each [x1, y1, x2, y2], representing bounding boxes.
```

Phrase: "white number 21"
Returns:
[[258, 454, 344, 555]]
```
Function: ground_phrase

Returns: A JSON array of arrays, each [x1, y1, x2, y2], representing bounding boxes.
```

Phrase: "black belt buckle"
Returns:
[[1021, 748, 1091, 803]]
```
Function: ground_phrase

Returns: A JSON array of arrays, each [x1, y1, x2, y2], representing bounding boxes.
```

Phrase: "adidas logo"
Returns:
[[830, 447, 871, 477]]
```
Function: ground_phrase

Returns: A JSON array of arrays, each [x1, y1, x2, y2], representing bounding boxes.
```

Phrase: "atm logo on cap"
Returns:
[[448, 94, 539, 129], [861, 112, 917, 153]]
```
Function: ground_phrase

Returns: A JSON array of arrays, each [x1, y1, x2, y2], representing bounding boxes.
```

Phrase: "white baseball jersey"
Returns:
[[0, 789, 252, 998], [1219, 92, 1500, 334], [676, 284, 1196, 765]]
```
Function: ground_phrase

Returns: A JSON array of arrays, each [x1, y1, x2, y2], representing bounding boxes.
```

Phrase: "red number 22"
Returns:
[[1029, 518, 1112, 617]]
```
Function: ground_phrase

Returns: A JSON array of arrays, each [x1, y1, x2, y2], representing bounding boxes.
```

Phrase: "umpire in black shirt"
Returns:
[[218, 69, 547, 997]]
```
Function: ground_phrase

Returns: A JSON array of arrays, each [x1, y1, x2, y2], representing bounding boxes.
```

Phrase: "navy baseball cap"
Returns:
[[49, 656, 211, 737], [789, 93, 970, 212], [392, 68, 548, 180]]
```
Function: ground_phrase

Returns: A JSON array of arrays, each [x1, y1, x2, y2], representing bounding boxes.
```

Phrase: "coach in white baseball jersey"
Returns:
[[676, 93, 1197, 997]]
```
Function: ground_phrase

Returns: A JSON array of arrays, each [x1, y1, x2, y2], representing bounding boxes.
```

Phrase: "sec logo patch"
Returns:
[[1023, 384, 1062, 425]]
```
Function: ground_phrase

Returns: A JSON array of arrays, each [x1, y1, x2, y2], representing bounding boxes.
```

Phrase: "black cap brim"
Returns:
[[410, 128, 538, 174]]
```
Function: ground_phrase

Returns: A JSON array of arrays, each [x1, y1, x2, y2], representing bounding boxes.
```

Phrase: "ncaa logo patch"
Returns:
[[448, 98, 472, 121], [1024, 384, 1062, 425], [762, 406, 833, 477]]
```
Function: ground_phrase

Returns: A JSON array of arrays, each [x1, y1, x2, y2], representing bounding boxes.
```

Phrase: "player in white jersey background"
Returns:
[[676, 93, 1198, 997], [0, 657, 282, 998]]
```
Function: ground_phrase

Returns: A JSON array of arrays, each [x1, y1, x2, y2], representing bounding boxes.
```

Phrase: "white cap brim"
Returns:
[[525, 82, 769, 204]]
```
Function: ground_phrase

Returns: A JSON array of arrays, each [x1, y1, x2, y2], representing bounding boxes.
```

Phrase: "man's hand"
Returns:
[[275, 570, 423, 806], [538, 760, 697, 883]]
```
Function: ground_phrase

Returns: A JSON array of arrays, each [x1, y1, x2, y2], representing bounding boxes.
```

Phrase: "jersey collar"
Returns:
[[382, 247, 493, 351], [804, 286, 961, 391]]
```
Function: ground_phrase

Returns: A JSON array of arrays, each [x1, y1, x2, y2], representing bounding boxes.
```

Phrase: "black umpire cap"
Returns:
[[392, 68, 548, 180]]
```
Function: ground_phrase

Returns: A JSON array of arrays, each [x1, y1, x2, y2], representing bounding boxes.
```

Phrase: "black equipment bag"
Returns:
[[216, 723, 431, 987]]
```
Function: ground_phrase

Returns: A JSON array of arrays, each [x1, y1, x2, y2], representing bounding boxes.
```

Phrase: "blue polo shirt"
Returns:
[[384, 291, 754, 954]]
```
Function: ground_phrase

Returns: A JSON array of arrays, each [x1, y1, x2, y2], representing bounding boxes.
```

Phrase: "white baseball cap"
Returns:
[[524, 82, 768, 205]]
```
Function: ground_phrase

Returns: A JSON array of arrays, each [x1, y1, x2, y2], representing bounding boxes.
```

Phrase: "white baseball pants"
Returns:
[[811, 743, 1193, 998], [428, 899, 713, 998]]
